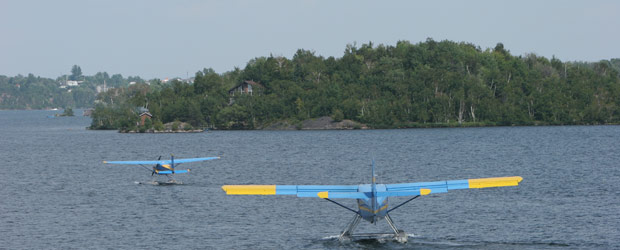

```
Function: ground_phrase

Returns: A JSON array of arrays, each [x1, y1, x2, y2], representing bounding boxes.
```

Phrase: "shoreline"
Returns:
[[88, 120, 620, 132]]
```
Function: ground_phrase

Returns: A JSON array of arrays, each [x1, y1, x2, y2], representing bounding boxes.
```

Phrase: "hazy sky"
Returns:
[[1, 0, 619, 79]]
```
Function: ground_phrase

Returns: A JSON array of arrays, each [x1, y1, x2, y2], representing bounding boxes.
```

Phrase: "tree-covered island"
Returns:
[[50, 40, 620, 131]]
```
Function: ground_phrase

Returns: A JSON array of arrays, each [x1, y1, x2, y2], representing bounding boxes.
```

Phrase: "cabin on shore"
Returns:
[[228, 80, 264, 96], [138, 108, 152, 126]]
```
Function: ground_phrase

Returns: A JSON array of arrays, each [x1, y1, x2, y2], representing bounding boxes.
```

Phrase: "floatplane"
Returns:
[[104, 155, 219, 185], [222, 160, 522, 243]]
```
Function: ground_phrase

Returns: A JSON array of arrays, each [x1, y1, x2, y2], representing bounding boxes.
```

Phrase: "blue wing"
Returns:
[[220, 184, 429, 199], [173, 157, 220, 164], [221, 184, 360, 198], [222, 176, 522, 198], [104, 157, 220, 165], [222, 176, 523, 199], [103, 160, 163, 165], [385, 176, 523, 196]]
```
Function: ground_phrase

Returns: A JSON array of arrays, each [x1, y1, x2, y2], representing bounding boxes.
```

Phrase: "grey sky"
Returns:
[[1, 0, 619, 79]]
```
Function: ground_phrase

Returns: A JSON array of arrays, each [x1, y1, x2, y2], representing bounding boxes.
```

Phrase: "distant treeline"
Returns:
[[87, 39, 620, 130], [0, 65, 147, 109]]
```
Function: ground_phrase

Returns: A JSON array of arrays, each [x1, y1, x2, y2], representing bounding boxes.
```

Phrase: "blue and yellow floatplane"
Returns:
[[222, 160, 522, 243], [104, 155, 219, 185]]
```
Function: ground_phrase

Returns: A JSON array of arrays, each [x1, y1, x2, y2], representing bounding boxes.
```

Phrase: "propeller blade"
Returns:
[[152, 156, 161, 176]]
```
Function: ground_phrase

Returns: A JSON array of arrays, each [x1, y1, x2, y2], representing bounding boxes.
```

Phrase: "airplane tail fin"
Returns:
[[371, 158, 377, 223], [371, 158, 377, 197]]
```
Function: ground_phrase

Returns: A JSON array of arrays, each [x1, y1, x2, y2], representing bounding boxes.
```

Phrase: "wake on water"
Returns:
[[320, 234, 571, 249], [134, 180, 183, 186], [321, 233, 416, 242]]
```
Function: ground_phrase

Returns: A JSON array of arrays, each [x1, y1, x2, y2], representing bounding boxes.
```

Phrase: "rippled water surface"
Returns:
[[1, 110, 619, 249]]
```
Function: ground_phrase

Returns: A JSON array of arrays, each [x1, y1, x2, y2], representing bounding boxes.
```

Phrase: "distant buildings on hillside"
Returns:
[[57, 76, 195, 94], [162, 77, 194, 84], [59, 80, 83, 89]]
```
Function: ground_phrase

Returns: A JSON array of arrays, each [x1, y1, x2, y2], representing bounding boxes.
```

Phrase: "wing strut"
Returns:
[[387, 195, 420, 213], [323, 198, 359, 215], [136, 164, 152, 173]]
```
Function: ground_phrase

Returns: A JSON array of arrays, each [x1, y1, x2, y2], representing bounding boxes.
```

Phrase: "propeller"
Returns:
[[152, 155, 162, 176], [170, 154, 175, 174]]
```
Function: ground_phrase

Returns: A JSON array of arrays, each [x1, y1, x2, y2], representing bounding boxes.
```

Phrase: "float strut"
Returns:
[[385, 214, 408, 243], [339, 214, 362, 241]]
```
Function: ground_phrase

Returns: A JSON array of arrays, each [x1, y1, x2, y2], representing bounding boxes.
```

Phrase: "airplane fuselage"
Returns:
[[154, 163, 174, 174], [357, 184, 388, 223]]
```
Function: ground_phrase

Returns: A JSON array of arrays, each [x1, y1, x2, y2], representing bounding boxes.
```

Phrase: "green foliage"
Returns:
[[70, 65, 82, 81], [171, 120, 181, 131], [61, 107, 74, 116], [217, 104, 251, 129], [184, 123, 194, 131], [332, 109, 344, 122], [89, 103, 137, 130], [153, 119, 164, 131], [143, 116, 153, 129], [86, 40, 620, 130]]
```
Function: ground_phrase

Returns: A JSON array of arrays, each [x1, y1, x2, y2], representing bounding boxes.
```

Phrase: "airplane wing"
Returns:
[[222, 176, 522, 199], [172, 157, 220, 164], [221, 185, 361, 198], [384, 176, 523, 196], [103, 160, 162, 165], [103, 157, 220, 165]]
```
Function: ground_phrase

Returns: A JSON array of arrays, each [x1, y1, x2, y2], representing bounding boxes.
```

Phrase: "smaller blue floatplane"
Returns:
[[104, 155, 219, 185], [222, 160, 522, 243]]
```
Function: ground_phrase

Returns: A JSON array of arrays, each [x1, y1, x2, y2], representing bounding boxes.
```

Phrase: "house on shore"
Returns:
[[228, 80, 264, 96], [138, 108, 152, 126]]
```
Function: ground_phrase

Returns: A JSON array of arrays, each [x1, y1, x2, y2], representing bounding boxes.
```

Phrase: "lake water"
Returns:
[[1, 110, 619, 249]]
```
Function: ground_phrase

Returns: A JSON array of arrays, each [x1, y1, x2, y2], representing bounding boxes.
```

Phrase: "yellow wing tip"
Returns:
[[317, 191, 329, 199], [469, 176, 524, 188], [103, 161, 108, 164], [420, 188, 431, 195], [221, 185, 276, 195]]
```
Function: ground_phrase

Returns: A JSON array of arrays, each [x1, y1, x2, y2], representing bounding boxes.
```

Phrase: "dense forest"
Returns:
[[91, 40, 620, 130], [0, 65, 147, 109]]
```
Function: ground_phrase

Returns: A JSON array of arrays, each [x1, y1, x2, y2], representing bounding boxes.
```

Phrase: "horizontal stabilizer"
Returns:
[[375, 189, 432, 197], [314, 191, 369, 199], [156, 169, 189, 174]]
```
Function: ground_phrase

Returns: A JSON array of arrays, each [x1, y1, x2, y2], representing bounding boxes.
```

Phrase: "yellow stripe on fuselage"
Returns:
[[468, 176, 523, 188], [161, 164, 173, 170], [221, 185, 276, 195], [358, 203, 389, 214]]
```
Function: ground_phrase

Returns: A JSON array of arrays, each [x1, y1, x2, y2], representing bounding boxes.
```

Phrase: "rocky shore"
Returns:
[[121, 122, 205, 133], [261, 116, 368, 130]]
